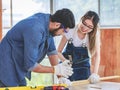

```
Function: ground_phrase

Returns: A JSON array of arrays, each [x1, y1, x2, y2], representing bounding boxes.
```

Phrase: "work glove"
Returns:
[[65, 59, 72, 66], [58, 77, 72, 86], [54, 60, 73, 78], [88, 73, 100, 84]]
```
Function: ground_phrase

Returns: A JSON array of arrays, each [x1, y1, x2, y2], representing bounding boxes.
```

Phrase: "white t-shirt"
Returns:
[[64, 26, 91, 58], [64, 26, 89, 47], [64, 26, 100, 64]]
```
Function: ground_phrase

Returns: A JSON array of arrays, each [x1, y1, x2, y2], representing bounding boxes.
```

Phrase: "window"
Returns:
[[54, 0, 120, 28], [12, 0, 50, 25], [100, 0, 120, 27], [2, 0, 50, 37], [2, 0, 11, 36], [54, 0, 98, 24]]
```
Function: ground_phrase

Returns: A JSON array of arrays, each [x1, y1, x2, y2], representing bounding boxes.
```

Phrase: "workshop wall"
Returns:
[[100, 29, 120, 82], [0, 0, 2, 40]]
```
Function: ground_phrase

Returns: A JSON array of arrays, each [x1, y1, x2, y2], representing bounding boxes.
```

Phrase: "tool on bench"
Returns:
[[44, 85, 69, 90]]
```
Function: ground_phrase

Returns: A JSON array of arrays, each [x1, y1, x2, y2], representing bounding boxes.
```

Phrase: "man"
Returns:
[[0, 8, 75, 87]]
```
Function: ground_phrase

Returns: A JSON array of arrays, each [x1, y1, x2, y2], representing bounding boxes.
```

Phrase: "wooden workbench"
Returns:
[[0, 82, 120, 90], [68, 82, 120, 90]]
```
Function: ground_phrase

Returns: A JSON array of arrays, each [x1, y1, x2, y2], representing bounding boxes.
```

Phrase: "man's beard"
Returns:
[[49, 28, 60, 37]]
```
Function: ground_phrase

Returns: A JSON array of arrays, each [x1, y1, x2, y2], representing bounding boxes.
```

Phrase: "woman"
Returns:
[[58, 11, 100, 84]]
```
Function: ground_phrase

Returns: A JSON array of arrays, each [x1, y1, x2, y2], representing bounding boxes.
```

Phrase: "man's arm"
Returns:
[[57, 35, 68, 62], [31, 56, 73, 78], [48, 54, 59, 66], [32, 63, 54, 73]]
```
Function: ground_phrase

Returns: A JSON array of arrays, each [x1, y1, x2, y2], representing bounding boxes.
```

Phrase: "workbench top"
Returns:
[[68, 82, 120, 90], [0, 82, 120, 90]]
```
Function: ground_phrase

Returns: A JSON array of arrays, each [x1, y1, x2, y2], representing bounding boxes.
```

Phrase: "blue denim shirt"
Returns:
[[0, 13, 57, 86]]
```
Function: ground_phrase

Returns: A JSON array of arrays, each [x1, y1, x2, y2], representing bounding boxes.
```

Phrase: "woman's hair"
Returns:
[[81, 11, 100, 55]]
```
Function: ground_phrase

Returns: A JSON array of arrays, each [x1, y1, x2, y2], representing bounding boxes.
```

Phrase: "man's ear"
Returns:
[[54, 22, 61, 28]]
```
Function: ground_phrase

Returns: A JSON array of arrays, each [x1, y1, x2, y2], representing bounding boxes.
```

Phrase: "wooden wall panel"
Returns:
[[0, 0, 2, 40], [100, 29, 120, 82]]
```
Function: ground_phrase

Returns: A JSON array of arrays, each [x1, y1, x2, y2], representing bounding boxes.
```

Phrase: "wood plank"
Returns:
[[69, 82, 120, 90], [72, 76, 120, 86]]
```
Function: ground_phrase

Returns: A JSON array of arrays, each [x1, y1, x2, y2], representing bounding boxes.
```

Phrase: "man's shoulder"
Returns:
[[33, 13, 50, 18]]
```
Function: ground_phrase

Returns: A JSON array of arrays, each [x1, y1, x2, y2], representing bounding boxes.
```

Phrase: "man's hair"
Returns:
[[51, 8, 75, 28]]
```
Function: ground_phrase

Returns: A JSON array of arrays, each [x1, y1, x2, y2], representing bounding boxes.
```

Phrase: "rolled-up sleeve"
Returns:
[[47, 37, 57, 56], [28, 62, 39, 71]]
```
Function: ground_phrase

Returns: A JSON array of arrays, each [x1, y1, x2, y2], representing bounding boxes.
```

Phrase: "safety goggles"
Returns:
[[82, 21, 94, 30], [60, 24, 68, 33]]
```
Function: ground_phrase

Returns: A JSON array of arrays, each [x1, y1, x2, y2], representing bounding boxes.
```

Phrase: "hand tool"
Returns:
[[68, 55, 73, 65], [44, 85, 69, 90]]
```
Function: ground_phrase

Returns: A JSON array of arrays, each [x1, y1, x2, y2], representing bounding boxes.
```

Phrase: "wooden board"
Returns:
[[68, 82, 120, 90], [71, 75, 120, 86], [0, 82, 120, 90]]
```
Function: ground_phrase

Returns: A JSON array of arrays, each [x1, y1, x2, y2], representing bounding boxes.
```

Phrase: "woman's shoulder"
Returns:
[[67, 26, 77, 34], [64, 26, 77, 39]]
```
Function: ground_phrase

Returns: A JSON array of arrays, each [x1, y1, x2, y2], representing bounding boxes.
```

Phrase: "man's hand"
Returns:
[[54, 60, 73, 78], [88, 73, 100, 84], [65, 59, 72, 66], [58, 77, 72, 86]]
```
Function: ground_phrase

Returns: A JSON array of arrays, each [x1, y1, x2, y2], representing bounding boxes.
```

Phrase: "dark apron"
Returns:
[[62, 39, 91, 81]]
